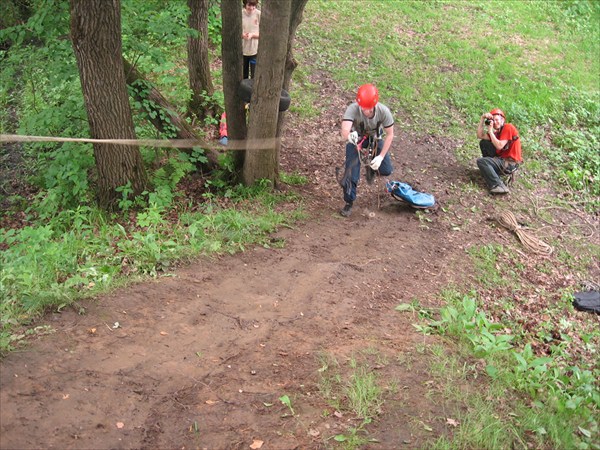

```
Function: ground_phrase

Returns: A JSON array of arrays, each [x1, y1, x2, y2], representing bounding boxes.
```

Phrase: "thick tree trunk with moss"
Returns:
[[221, 0, 248, 175], [70, 0, 148, 211], [242, 0, 291, 186], [187, 0, 217, 121]]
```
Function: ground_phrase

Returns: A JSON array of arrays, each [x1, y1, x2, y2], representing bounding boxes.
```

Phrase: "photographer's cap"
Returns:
[[490, 108, 505, 118]]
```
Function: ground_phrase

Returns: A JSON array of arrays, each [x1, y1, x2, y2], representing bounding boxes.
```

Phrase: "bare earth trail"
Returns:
[[1, 81, 493, 449]]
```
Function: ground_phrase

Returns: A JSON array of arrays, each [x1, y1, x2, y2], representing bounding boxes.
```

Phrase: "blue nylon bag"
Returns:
[[386, 181, 435, 208]]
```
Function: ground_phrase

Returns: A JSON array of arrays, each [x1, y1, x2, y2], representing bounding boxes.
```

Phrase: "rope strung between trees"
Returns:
[[0, 134, 280, 150], [496, 210, 554, 256]]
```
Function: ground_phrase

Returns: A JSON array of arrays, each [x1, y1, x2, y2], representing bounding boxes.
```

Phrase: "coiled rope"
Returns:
[[496, 210, 553, 255]]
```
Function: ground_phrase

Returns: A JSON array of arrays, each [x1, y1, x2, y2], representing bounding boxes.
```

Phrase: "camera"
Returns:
[[484, 118, 492, 125]]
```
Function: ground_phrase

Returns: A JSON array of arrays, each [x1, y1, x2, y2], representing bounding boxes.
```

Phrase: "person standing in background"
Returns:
[[242, 0, 260, 79]]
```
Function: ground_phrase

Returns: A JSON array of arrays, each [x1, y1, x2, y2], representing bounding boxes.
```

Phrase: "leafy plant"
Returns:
[[279, 394, 295, 416], [331, 418, 377, 450], [419, 289, 600, 449]]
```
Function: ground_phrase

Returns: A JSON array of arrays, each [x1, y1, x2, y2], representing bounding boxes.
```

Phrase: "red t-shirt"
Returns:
[[494, 123, 522, 162]]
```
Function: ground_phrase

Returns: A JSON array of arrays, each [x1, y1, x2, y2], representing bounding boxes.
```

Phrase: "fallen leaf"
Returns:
[[160, 331, 168, 336], [116, 422, 124, 429], [446, 418, 459, 427], [249, 439, 264, 449], [88, 328, 96, 335], [62, 394, 69, 400], [205, 400, 218, 405]]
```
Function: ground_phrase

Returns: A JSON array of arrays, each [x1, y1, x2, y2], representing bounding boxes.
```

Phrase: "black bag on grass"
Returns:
[[572, 290, 600, 315]]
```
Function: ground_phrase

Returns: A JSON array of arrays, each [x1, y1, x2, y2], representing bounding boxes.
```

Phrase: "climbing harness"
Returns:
[[356, 135, 379, 185], [496, 210, 553, 255]]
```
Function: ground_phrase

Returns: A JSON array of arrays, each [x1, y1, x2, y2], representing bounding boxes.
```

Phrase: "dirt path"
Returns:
[[1, 78, 490, 449]]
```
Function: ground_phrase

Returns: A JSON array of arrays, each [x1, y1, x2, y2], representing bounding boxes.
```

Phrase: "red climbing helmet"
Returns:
[[490, 108, 505, 118], [356, 84, 379, 109]]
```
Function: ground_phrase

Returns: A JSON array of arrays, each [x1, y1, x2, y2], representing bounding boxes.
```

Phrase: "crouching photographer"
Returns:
[[476, 108, 522, 195]]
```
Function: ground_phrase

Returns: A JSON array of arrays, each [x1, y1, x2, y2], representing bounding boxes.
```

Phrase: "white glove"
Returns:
[[370, 155, 383, 170], [348, 131, 359, 145]]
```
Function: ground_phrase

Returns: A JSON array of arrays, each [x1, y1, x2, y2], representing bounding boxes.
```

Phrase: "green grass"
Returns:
[[413, 284, 599, 449], [316, 350, 388, 448]]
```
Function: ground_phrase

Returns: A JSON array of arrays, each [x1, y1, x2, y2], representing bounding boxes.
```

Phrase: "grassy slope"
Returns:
[[295, 1, 599, 149], [293, 1, 599, 448]]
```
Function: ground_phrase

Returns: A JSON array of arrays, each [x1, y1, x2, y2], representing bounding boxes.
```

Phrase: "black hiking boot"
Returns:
[[340, 202, 353, 217]]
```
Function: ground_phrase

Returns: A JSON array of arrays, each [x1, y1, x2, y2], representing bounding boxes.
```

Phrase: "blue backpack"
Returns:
[[386, 181, 435, 209]]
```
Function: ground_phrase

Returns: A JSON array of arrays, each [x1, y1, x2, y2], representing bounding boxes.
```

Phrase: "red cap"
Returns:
[[490, 108, 505, 118]]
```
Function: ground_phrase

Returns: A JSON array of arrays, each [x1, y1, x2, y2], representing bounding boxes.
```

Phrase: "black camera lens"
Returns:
[[484, 118, 492, 125]]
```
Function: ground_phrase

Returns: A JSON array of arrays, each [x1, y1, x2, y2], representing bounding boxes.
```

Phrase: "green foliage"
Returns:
[[1, 187, 298, 352], [207, 1, 223, 47], [546, 88, 600, 196], [29, 143, 95, 218], [420, 290, 599, 449], [278, 394, 295, 416], [128, 80, 180, 138], [331, 418, 375, 450], [466, 244, 509, 287], [317, 351, 387, 447], [345, 365, 383, 420], [122, 0, 190, 66], [280, 171, 308, 186]]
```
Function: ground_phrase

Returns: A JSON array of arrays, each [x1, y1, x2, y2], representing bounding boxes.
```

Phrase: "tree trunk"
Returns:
[[122, 58, 220, 170], [275, 0, 309, 173], [70, 0, 148, 211], [242, 0, 292, 186], [187, 0, 217, 121], [282, 0, 309, 93], [221, 0, 247, 175]]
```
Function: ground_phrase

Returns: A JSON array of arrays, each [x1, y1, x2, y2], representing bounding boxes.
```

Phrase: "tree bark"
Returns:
[[275, 0, 309, 173], [70, 0, 148, 211], [122, 58, 220, 169], [283, 0, 309, 93], [242, 0, 292, 186], [187, 0, 217, 121], [221, 0, 247, 175]]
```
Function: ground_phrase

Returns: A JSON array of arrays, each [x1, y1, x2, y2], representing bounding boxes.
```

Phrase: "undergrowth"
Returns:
[[404, 279, 599, 449], [0, 182, 304, 354]]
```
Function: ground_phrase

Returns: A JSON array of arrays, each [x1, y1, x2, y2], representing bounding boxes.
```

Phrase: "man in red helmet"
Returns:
[[476, 108, 522, 194], [338, 84, 395, 217]]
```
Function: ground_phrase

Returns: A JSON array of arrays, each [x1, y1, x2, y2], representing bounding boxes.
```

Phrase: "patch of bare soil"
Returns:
[[1, 72, 596, 450]]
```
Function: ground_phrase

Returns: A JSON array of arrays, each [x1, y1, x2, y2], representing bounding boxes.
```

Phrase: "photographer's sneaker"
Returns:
[[490, 184, 509, 194], [340, 203, 353, 217]]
